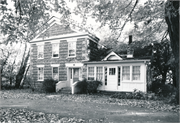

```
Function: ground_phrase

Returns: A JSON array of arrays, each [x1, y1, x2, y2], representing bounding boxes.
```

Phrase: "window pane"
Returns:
[[68, 42, 76, 57], [88, 67, 94, 80], [38, 45, 44, 59], [53, 67, 59, 80], [133, 66, 140, 80], [52, 44, 59, 57], [109, 68, 116, 75], [104, 67, 107, 85], [118, 67, 121, 86], [96, 67, 103, 81], [38, 67, 44, 80], [122, 66, 130, 80]]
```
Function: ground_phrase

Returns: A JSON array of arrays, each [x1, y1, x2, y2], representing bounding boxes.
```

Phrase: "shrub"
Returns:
[[87, 80, 102, 94], [42, 78, 58, 93], [75, 79, 102, 94], [75, 79, 88, 94]]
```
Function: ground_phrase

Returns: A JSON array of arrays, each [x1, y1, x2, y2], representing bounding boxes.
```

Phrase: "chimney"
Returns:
[[127, 35, 134, 58]]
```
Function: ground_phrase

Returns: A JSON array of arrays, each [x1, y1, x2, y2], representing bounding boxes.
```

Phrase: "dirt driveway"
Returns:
[[0, 95, 179, 123]]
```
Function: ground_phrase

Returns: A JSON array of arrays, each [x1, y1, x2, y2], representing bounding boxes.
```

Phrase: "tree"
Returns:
[[165, 1, 179, 103], [151, 40, 173, 85]]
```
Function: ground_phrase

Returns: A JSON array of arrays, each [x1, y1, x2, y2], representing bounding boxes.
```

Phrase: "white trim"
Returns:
[[102, 51, 122, 61], [51, 64, 60, 67], [67, 38, 77, 42], [65, 63, 83, 67], [36, 65, 44, 67], [36, 42, 45, 45]]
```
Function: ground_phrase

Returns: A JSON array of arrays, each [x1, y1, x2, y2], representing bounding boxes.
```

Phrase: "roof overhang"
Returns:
[[84, 59, 150, 65]]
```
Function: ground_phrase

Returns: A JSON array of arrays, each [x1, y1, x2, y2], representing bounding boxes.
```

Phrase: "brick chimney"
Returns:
[[127, 35, 134, 58]]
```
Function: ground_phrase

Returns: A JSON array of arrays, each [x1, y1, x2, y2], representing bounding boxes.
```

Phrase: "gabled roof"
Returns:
[[30, 16, 99, 43], [102, 51, 123, 61]]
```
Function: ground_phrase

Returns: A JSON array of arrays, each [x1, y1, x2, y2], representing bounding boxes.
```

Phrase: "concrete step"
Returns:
[[60, 87, 71, 94]]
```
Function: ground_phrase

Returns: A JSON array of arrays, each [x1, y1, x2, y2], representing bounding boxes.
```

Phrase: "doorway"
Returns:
[[69, 68, 80, 87]]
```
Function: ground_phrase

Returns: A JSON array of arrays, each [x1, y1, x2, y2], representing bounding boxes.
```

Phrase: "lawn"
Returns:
[[0, 89, 179, 123]]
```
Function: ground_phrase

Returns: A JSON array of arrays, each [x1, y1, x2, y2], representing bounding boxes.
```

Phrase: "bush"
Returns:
[[75, 79, 88, 94], [87, 80, 102, 94], [75, 79, 102, 94], [42, 78, 58, 93]]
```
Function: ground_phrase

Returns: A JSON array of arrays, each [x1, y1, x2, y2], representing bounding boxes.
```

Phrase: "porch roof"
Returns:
[[83, 59, 150, 65]]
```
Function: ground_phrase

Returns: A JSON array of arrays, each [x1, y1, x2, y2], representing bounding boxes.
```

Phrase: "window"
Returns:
[[52, 43, 59, 58], [96, 67, 103, 81], [104, 67, 107, 85], [52, 67, 59, 80], [122, 66, 130, 80], [88, 67, 94, 80], [68, 42, 76, 57], [37, 45, 44, 59], [132, 66, 140, 80], [118, 67, 121, 86], [109, 68, 116, 75], [38, 67, 44, 81]]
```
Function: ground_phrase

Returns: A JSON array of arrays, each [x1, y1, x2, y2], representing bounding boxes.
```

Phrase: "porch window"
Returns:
[[104, 67, 107, 85], [52, 43, 59, 58], [88, 67, 94, 80], [37, 45, 44, 59], [68, 42, 76, 57], [122, 66, 130, 80], [52, 67, 59, 80], [38, 67, 44, 81], [132, 66, 140, 80], [109, 68, 116, 75], [96, 67, 103, 81], [118, 67, 121, 86]]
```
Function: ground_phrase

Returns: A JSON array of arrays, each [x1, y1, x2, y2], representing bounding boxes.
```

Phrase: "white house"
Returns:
[[84, 51, 150, 92]]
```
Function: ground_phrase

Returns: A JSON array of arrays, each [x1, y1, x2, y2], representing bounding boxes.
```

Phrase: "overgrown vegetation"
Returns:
[[42, 78, 58, 93], [76, 79, 102, 94], [110, 89, 178, 105]]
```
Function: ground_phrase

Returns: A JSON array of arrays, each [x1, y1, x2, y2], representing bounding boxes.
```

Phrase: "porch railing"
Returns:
[[56, 81, 67, 92], [72, 81, 79, 94]]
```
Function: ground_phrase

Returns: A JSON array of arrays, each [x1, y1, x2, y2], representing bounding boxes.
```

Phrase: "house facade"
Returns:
[[30, 17, 99, 88], [30, 16, 150, 93], [84, 52, 150, 92]]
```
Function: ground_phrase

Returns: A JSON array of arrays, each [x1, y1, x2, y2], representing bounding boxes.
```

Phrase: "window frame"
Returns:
[[68, 41, 76, 57], [96, 66, 103, 81], [37, 67, 44, 81], [122, 66, 130, 81], [52, 43, 59, 58], [37, 45, 44, 59], [87, 67, 95, 80], [132, 66, 141, 81], [52, 66, 59, 81]]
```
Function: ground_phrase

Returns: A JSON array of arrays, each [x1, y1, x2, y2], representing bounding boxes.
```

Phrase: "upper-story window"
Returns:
[[52, 43, 59, 58], [68, 41, 76, 57], [37, 45, 44, 59]]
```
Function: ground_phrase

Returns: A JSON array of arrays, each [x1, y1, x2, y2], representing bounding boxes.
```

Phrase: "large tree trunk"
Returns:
[[165, 1, 179, 103], [15, 49, 30, 88]]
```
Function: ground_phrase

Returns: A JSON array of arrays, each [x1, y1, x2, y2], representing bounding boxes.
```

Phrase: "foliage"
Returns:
[[151, 40, 173, 85], [42, 78, 58, 93], [75, 79, 88, 94], [87, 80, 102, 94], [110, 89, 149, 100], [76, 79, 102, 94]]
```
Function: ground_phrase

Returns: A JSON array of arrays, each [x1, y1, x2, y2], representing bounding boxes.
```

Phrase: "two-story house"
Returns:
[[30, 16, 150, 93], [30, 16, 99, 89]]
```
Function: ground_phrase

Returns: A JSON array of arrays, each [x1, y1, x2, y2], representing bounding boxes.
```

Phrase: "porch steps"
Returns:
[[60, 87, 71, 94]]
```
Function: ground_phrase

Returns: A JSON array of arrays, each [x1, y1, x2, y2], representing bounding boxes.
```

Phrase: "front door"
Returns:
[[107, 67, 117, 90], [69, 68, 80, 86]]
